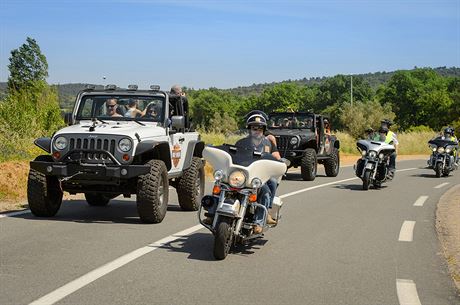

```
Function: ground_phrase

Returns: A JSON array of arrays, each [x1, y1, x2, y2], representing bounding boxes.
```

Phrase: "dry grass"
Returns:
[[0, 160, 30, 211]]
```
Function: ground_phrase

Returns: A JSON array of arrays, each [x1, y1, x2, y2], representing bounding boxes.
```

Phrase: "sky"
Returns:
[[0, 0, 459, 89]]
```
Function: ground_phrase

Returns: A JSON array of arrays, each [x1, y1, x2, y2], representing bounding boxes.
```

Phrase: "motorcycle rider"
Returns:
[[441, 127, 459, 164], [235, 113, 282, 234], [381, 119, 398, 176]]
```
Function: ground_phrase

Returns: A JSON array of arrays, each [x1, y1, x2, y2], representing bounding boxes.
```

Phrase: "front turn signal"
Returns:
[[249, 193, 257, 202], [212, 185, 221, 195]]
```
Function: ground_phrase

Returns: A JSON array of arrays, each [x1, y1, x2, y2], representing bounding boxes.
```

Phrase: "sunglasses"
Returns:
[[106, 104, 116, 108], [251, 126, 263, 130]]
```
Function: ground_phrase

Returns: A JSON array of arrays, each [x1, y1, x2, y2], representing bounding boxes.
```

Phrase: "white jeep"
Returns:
[[28, 85, 205, 223]]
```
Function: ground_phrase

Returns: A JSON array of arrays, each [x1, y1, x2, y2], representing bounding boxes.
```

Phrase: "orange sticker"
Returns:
[[172, 144, 181, 167]]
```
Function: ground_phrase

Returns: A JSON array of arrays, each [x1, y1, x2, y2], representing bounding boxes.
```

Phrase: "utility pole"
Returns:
[[350, 75, 353, 107]]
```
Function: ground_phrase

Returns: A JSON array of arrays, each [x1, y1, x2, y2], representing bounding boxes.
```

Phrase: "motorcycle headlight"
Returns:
[[379, 153, 384, 159], [228, 170, 246, 188], [214, 170, 224, 181], [369, 151, 377, 158], [437, 147, 445, 154], [290, 137, 299, 145], [53, 136, 67, 150], [432, 147, 437, 152], [118, 138, 132, 152], [445, 147, 452, 153], [251, 178, 263, 189], [361, 150, 367, 156]]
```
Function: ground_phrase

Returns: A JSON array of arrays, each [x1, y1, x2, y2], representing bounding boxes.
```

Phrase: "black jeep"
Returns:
[[267, 112, 340, 181]]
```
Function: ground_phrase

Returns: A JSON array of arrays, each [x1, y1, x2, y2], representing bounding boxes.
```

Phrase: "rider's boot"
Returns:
[[267, 214, 277, 225], [253, 225, 263, 234]]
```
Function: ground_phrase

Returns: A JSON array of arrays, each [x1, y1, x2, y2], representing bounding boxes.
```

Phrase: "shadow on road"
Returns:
[[158, 232, 268, 261], [283, 173, 327, 181], [333, 183, 388, 191], [410, 173, 439, 179], [12, 199, 188, 224]]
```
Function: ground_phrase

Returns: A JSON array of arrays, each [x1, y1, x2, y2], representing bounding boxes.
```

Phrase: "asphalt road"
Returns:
[[1, 160, 459, 305]]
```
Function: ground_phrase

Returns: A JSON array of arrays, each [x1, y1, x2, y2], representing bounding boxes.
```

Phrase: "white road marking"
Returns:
[[434, 182, 450, 189], [0, 209, 31, 218], [27, 166, 420, 304], [413, 196, 428, 207], [396, 279, 422, 305], [398, 221, 416, 242], [29, 224, 203, 305]]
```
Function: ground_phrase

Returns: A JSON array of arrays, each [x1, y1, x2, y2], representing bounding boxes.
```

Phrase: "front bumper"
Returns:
[[30, 161, 151, 180]]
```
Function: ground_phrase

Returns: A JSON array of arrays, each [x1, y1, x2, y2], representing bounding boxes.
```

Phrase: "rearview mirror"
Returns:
[[171, 115, 185, 130], [63, 113, 73, 125]]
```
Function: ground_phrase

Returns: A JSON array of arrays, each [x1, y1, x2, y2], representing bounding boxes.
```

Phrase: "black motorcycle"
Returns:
[[428, 138, 458, 177]]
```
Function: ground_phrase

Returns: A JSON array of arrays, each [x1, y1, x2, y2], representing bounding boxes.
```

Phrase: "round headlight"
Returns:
[[379, 153, 384, 159], [432, 147, 437, 152], [437, 147, 445, 154], [369, 151, 377, 158], [445, 148, 452, 153], [214, 170, 224, 181], [290, 137, 299, 145], [251, 178, 263, 189], [118, 138, 132, 152], [228, 170, 246, 188], [54, 136, 67, 150], [361, 150, 367, 156]]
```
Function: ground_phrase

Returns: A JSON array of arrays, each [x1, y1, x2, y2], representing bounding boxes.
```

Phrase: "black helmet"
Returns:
[[379, 126, 389, 134], [245, 110, 269, 121], [381, 119, 393, 127], [444, 127, 454, 137], [246, 113, 267, 129]]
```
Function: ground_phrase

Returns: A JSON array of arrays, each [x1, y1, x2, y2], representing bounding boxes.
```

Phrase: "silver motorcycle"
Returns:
[[427, 138, 459, 177], [355, 140, 395, 190], [198, 144, 288, 260]]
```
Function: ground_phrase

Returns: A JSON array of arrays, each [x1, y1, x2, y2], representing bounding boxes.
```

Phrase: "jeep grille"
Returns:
[[276, 136, 291, 151], [68, 137, 117, 163]]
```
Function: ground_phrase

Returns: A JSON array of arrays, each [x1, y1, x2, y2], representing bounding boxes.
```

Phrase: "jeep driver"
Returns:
[[28, 85, 205, 223]]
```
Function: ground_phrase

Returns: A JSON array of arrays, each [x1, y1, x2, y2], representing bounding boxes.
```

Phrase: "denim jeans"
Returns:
[[266, 178, 278, 208], [254, 183, 272, 226]]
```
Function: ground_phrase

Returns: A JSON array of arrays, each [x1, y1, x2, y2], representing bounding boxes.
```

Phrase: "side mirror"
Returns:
[[64, 113, 73, 125], [171, 115, 185, 130]]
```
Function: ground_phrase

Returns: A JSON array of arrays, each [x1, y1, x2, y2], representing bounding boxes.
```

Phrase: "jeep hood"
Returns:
[[55, 121, 166, 139]]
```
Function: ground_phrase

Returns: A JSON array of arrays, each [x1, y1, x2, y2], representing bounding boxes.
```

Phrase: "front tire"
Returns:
[[362, 169, 371, 190], [85, 193, 111, 206], [27, 156, 63, 217], [213, 219, 233, 260], [435, 162, 443, 178], [177, 157, 205, 211], [301, 148, 317, 181], [136, 160, 169, 223], [324, 149, 340, 177]]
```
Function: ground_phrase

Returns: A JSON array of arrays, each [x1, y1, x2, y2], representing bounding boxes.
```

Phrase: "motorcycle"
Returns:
[[355, 140, 395, 190], [198, 144, 288, 260], [427, 138, 458, 177]]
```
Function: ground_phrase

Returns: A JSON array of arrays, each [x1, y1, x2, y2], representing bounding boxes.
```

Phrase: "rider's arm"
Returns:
[[266, 134, 281, 160]]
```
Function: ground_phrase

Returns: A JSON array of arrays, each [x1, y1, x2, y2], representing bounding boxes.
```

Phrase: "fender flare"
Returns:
[[134, 140, 172, 171], [34, 137, 52, 153], [333, 139, 340, 150], [182, 140, 205, 170]]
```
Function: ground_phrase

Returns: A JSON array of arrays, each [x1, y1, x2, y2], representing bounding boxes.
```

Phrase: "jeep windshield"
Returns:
[[76, 94, 165, 123], [268, 113, 314, 129]]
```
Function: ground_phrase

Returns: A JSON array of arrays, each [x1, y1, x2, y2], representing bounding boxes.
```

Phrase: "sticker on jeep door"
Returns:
[[172, 144, 182, 167]]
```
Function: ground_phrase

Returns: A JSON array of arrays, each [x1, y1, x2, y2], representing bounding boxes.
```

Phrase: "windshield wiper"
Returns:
[[133, 119, 145, 126], [92, 117, 107, 124]]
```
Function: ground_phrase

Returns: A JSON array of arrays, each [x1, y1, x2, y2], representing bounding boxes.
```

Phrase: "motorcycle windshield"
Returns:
[[428, 138, 458, 148], [211, 144, 277, 167]]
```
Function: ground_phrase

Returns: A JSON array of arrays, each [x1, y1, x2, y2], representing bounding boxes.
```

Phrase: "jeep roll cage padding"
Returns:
[[34, 137, 52, 153], [134, 141, 172, 171]]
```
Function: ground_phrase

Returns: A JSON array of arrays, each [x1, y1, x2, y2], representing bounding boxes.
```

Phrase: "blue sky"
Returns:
[[1, 0, 459, 89]]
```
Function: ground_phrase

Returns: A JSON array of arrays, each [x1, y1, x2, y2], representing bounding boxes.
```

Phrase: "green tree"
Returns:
[[378, 69, 453, 130], [340, 100, 395, 138], [7, 37, 49, 91]]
